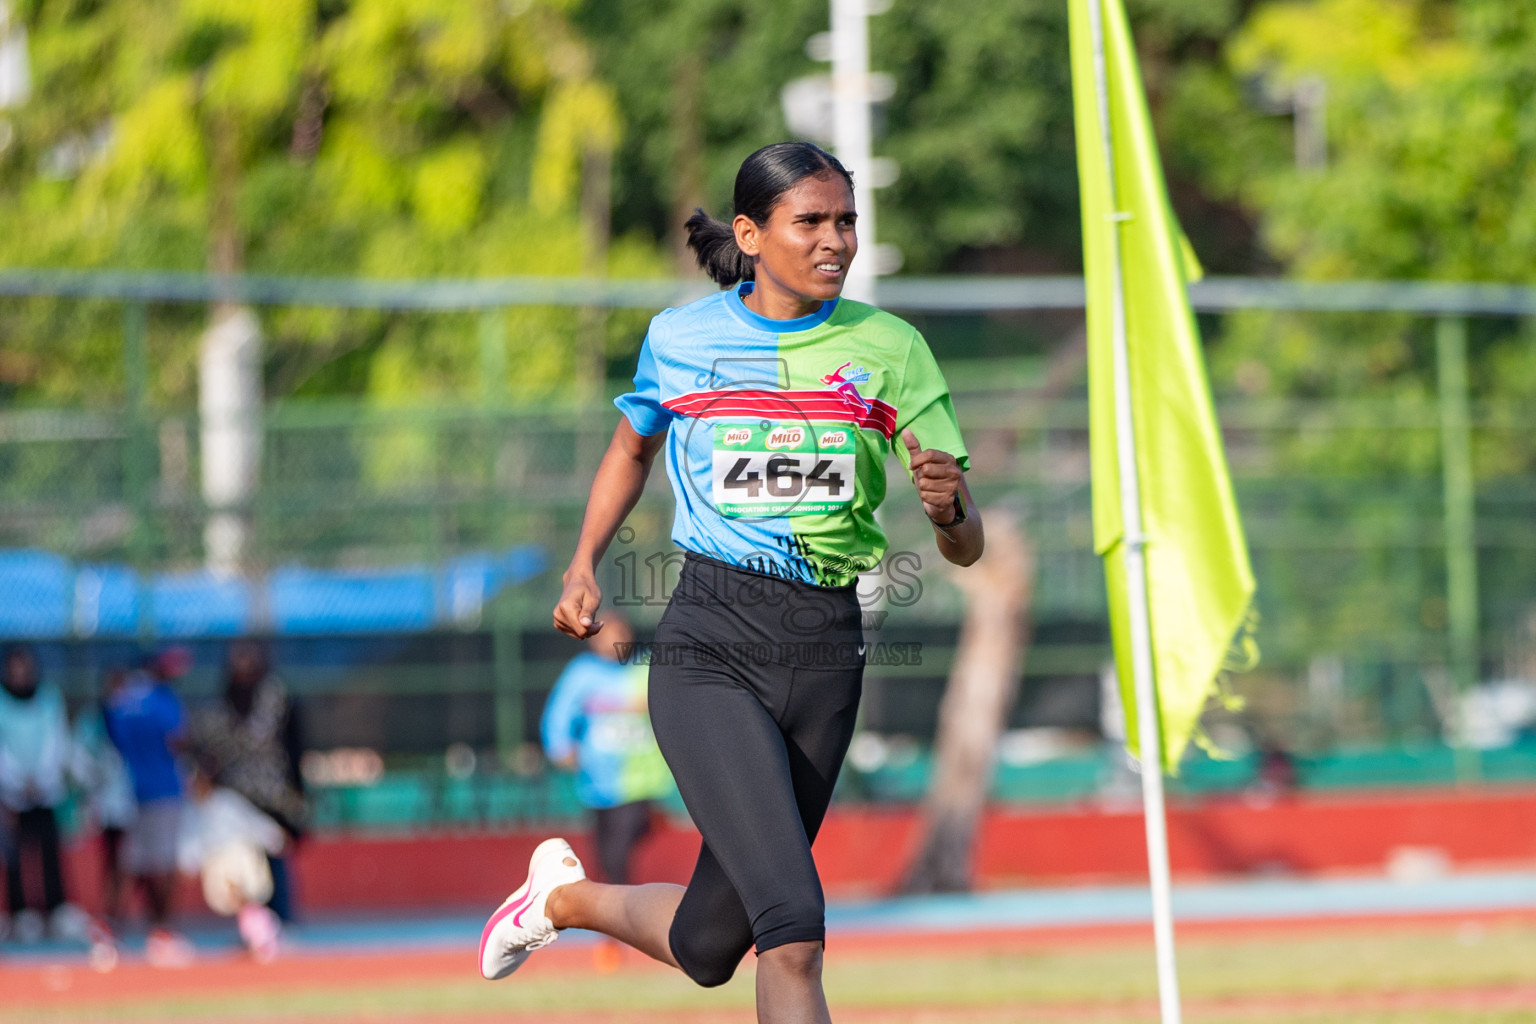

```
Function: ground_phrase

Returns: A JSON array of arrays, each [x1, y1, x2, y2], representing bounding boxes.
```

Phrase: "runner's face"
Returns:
[[742, 174, 857, 305]]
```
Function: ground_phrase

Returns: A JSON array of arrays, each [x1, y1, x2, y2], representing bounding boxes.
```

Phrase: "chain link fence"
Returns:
[[2, 274, 1534, 820]]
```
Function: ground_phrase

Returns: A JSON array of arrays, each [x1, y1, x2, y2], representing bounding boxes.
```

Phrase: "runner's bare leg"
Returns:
[[755, 941, 833, 1024], [547, 875, 832, 1023], [545, 879, 683, 969]]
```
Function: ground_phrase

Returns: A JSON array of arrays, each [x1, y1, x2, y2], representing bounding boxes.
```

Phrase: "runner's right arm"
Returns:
[[554, 420, 668, 640]]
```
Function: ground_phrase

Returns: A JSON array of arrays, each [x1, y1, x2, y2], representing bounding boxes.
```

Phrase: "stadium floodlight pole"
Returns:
[[1086, 0, 1184, 1021], [830, 0, 876, 304]]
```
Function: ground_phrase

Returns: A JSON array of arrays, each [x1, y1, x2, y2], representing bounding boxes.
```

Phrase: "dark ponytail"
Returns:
[[685, 141, 855, 287], [684, 209, 756, 287]]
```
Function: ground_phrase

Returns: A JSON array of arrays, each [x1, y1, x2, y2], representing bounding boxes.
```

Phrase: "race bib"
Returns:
[[711, 421, 856, 517], [588, 714, 655, 754]]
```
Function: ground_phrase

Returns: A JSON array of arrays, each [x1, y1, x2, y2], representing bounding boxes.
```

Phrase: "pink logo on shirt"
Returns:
[[821, 362, 873, 415]]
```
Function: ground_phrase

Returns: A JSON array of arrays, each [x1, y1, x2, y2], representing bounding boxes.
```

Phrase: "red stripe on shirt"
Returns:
[[662, 389, 898, 438]]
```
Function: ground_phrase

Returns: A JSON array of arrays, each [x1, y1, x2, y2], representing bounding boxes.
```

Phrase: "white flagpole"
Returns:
[[1086, 0, 1183, 1021], [830, 0, 877, 305]]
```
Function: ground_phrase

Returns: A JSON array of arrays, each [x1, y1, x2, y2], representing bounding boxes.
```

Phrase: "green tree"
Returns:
[[1166, 0, 1536, 455], [579, 0, 1242, 275], [0, 0, 663, 407], [1183, 0, 1536, 284], [1161, 0, 1536, 689]]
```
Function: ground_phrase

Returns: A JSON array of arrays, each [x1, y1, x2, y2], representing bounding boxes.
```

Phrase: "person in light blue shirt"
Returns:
[[71, 667, 138, 926], [541, 614, 672, 889], [0, 643, 75, 939]]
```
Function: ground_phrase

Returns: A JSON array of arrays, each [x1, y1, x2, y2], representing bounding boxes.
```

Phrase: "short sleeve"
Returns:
[[613, 331, 672, 437], [893, 330, 970, 472]]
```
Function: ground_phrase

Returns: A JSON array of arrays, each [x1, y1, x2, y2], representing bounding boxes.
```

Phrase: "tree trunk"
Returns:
[[668, 52, 704, 273], [577, 142, 612, 402], [901, 508, 1034, 893], [575, 142, 612, 475]]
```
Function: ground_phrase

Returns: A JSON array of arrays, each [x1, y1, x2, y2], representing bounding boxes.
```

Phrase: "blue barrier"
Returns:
[[0, 546, 546, 639], [0, 549, 73, 636]]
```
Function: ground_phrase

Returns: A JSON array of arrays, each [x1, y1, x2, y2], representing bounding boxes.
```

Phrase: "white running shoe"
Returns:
[[478, 837, 586, 981]]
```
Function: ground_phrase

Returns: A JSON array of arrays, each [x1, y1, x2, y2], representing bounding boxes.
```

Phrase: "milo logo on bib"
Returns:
[[711, 421, 856, 518], [766, 427, 804, 449]]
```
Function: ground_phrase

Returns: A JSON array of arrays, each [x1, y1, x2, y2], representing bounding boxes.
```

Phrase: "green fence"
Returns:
[[2, 271, 1535, 809]]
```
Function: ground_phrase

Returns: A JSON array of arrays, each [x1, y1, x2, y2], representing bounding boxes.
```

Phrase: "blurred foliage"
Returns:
[[0, 0, 663, 407], [573, 0, 828, 266], [578, 0, 1246, 274], [1189, 0, 1536, 283], [1167, 0, 1536, 477], [0, 0, 1531, 425], [1155, 0, 1536, 688]]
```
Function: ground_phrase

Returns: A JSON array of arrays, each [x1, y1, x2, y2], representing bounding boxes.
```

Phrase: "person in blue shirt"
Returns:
[[103, 647, 195, 967], [541, 614, 671, 891]]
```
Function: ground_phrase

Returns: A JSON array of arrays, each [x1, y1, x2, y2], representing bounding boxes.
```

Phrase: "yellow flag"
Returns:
[[1069, 0, 1256, 772]]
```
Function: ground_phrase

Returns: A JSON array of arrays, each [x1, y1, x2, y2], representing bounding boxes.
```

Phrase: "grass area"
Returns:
[[7, 918, 1536, 1023]]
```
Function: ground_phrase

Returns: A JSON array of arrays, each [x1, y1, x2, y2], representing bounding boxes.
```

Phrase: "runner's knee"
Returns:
[[751, 894, 826, 955], [757, 939, 823, 982], [669, 922, 745, 988]]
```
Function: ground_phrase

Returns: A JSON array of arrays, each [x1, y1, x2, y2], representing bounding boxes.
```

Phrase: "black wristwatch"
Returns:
[[928, 493, 967, 529]]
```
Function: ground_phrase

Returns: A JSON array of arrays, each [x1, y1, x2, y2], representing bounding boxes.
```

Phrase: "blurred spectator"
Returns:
[[542, 616, 671, 971], [104, 647, 194, 968], [0, 643, 89, 943], [1246, 737, 1300, 807], [542, 615, 671, 879], [70, 667, 138, 926], [189, 640, 306, 922], [178, 763, 286, 963]]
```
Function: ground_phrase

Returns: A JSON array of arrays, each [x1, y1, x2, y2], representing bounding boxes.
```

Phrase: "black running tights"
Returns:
[[647, 553, 864, 988]]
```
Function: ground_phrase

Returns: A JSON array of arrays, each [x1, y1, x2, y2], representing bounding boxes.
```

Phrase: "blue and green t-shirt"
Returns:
[[541, 653, 672, 810], [615, 282, 969, 587]]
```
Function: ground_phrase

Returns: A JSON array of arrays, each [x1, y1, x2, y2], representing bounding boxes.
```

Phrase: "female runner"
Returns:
[[480, 141, 984, 1023]]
